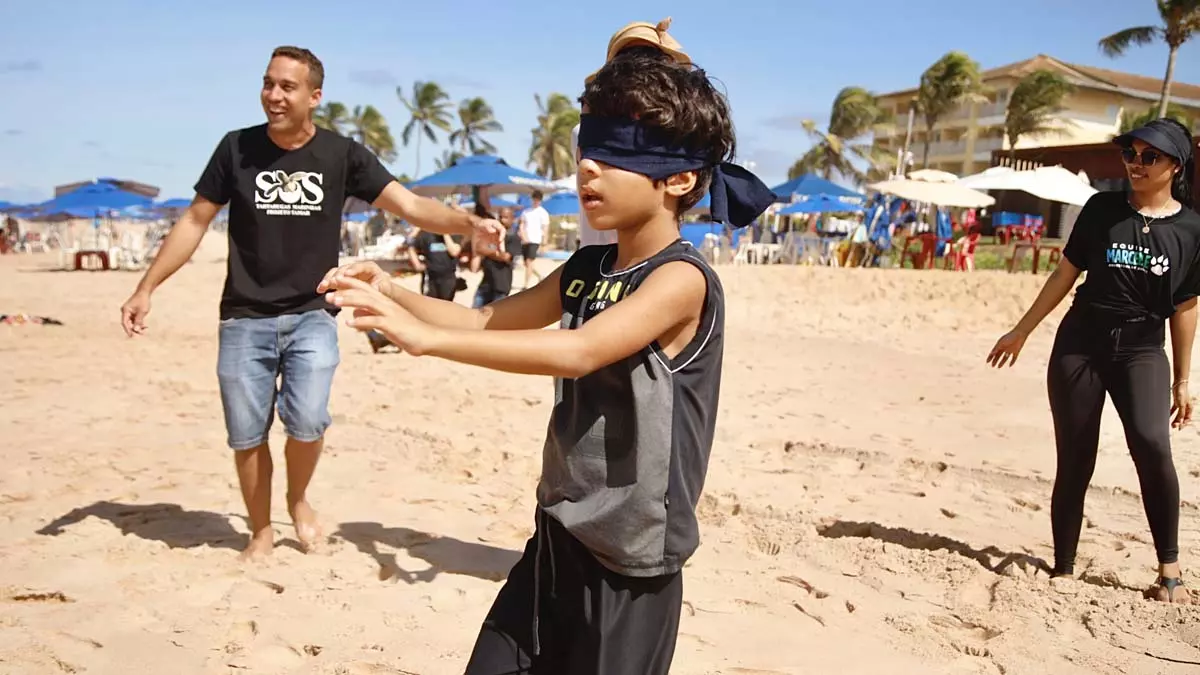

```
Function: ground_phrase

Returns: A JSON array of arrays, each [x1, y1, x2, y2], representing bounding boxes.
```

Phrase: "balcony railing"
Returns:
[[972, 136, 1004, 153], [923, 139, 968, 156], [975, 101, 1007, 119]]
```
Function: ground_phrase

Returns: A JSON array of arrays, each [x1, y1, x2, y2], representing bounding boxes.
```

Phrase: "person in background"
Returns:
[[471, 207, 523, 307], [987, 118, 1198, 604], [517, 190, 548, 289], [365, 226, 463, 354], [408, 226, 461, 301]]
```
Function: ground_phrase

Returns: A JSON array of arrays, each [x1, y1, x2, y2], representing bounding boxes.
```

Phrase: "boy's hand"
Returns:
[[472, 217, 505, 251], [325, 276, 436, 355], [317, 261, 390, 294]]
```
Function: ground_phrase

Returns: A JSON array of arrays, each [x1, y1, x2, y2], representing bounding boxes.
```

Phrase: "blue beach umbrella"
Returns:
[[33, 181, 153, 218], [770, 174, 865, 205], [155, 198, 192, 210], [777, 194, 866, 216], [407, 155, 559, 197], [540, 191, 581, 216], [458, 195, 523, 214]]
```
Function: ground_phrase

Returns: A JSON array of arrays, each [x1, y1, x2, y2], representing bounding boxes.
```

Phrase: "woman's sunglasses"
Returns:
[[1120, 146, 1165, 167]]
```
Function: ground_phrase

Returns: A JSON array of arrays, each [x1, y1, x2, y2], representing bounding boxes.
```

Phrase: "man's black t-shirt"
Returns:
[[479, 233, 523, 296], [194, 124, 394, 319], [412, 230, 458, 278], [1064, 191, 1200, 321]]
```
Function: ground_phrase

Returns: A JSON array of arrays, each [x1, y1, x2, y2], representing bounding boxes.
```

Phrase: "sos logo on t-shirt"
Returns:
[[254, 170, 326, 216]]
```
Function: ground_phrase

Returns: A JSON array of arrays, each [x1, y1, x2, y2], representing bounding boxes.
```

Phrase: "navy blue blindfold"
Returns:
[[577, 114, 777, 227]]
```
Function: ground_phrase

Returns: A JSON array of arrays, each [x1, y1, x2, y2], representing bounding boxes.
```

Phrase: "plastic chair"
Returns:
[[945, 232, 981, 271]]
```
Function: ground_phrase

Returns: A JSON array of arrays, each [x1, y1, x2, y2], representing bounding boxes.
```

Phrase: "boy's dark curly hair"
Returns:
[[579, 55, 736, 215]]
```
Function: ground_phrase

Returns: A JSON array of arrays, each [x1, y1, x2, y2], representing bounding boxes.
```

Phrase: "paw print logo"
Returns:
[[1150, 255, 1170, 276]]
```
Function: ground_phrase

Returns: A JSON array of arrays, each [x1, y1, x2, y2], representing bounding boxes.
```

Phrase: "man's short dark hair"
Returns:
[[271, 45, 324, 90], [531, 190, 544, 201], [580, 56, 735, 215]]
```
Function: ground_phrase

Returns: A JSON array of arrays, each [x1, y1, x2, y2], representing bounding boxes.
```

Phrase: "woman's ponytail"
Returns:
[[1161, 118, 1195, 209]]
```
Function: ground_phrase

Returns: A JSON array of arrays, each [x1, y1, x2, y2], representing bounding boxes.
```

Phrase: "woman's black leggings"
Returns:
[[1047, 308, 1181, 574]]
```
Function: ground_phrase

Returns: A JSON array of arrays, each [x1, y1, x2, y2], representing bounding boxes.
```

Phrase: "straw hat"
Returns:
[[585, 18, 691, 83]]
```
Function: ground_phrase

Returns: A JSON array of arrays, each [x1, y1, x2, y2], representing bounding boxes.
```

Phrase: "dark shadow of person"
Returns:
[[337, 521, 521, 584], [817, 519, 1053, 577], [36, 501, 245, 551]]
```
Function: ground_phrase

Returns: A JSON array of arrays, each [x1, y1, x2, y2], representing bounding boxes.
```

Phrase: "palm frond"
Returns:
[[1098, 26, 1160, 56]]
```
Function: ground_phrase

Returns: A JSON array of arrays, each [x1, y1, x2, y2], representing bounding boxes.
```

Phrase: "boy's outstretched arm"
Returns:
[[319, 261, 563, 332], [328, 261, 707, 378]]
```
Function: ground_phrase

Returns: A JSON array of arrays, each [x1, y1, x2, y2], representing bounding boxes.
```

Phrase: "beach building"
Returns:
[[873, 54, 1200, 176]]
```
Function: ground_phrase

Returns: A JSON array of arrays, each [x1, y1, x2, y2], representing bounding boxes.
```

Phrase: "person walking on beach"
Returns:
[[470, 207, 522, 307], [987, 118, 1198, 604], [516, 190, 548, 289], [118, 45, 502, 561]]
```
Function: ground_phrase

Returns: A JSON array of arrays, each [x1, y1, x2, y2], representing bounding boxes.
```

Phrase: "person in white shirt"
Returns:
[[518, 190, 549, 288], [574, 18, 691, 249]]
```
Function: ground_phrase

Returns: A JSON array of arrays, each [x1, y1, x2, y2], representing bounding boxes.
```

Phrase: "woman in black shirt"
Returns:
[[988, 118, 1198, 604]]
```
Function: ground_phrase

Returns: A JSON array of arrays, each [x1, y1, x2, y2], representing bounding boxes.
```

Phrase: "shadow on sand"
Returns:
[[36, 501, 246, 551], [817, 519, 1053, 577], [336, 521, 521, 584]]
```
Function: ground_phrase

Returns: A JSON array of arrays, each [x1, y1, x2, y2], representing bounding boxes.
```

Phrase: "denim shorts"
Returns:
[[216, 309, 340, 450]]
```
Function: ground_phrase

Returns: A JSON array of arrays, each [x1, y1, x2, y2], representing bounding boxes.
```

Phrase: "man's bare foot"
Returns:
[[288, 500, 323, 553], [239, 529, 274, 562]]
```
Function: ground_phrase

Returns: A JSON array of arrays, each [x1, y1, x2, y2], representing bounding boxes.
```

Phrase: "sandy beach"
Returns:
[[2, 232, 1199, 675]]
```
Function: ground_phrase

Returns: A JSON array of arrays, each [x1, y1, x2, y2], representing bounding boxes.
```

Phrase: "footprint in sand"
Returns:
[[1010, 497, 1042, 512], [928, 614, 1004, 658]]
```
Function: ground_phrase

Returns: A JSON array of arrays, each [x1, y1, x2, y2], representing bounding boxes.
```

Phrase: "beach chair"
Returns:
[[945, 231, 981, 271], [898, 233, 938, 269], [731, 237, 752, 265]]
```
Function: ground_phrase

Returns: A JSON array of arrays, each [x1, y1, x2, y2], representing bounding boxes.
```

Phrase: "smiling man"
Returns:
[[119, 45, 502, 562]]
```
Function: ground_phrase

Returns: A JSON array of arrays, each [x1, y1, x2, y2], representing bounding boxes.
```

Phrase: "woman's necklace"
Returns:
[[1129, 198, 1181, 234]]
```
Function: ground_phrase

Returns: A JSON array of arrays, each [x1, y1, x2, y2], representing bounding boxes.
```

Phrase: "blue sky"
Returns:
[[1, 0, 1198, 204]]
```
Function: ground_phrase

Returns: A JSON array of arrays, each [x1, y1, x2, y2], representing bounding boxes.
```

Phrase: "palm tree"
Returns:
[[435, 149, 464, 171], [450, 97, 503, 155], [916, 51, 986, 167], [528, 93, 580, 179], [314, 102, 350, 135], [1099, 0, 1200, 118], [1119, 102, 1194, 133], [398, 81, 453, 176], [1004, 70, 1076, 162], [787, 86, 891, 183], [349, 105, 397, 163]]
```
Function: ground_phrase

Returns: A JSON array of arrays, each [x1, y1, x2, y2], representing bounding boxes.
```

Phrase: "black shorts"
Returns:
[[464, 510, 683, 675], [424, 273, 457, 300], [521, 243, 540, 261]]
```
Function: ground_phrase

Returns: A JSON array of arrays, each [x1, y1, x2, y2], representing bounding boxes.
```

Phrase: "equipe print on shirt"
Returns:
[[194, 124, 395, 320]]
